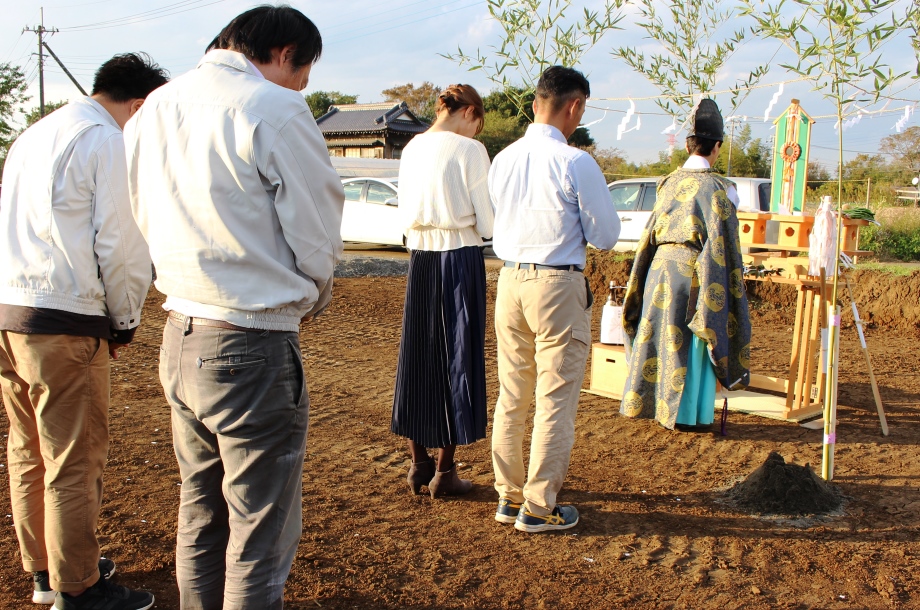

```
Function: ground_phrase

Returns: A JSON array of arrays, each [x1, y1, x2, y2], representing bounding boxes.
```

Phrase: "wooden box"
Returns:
[[736, 212, 770, 244], [588, 343, 629, 399], [774, 214, 815, 248], [840, 217, 868, 252]]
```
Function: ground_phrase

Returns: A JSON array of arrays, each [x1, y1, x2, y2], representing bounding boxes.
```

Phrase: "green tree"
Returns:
[[806, 160, 832, 191], [880, 126, 920, 174], [381, 82, 439, 123], [482, 87, 533, 127], [477, 111, 524, 158], [476, 87, 594, 156], [443, 0, 624, 120], [23, 100, 68, 128], [587, 146, 640, 181], [0, 63, 29, 175], [722, 123, 772, 178], [613, 0, 768, 118], [305, 91, 358, 119], [568, 127, 594, 148]]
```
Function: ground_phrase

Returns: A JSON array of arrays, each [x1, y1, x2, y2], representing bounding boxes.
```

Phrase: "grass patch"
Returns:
[[854, 260, 920, 276], [862, 211, 920, 261]]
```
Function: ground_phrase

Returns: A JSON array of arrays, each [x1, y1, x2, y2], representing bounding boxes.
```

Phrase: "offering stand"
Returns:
[[730, 213, 871, 421]]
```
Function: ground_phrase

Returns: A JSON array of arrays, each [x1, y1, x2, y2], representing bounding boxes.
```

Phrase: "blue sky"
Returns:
[[3, 0, 918, 176]]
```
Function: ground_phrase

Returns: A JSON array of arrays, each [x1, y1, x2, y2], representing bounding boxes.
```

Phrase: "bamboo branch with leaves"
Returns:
[[740, 0, 918, 481], [611, 0, 769, 119], [441, 0, 625, 120]]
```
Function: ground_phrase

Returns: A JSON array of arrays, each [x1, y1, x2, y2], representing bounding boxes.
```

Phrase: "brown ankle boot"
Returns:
[[428, 463, 473, 498], [407, 458, 436, 495]]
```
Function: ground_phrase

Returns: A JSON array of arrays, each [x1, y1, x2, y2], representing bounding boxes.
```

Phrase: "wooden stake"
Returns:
[[843, 274, 889, 436], [786, 286, 807, 415]]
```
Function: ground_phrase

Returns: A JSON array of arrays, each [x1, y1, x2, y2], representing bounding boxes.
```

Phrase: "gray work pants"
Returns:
[[160, 316, 309, 610]]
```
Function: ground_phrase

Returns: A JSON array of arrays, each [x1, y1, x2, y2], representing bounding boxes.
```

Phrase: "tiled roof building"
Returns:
[[316, 101, 429, 159]]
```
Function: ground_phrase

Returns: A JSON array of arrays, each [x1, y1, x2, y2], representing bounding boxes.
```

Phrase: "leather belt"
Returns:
[[168, 311, 280, 333], [503, 261, 584, 272]]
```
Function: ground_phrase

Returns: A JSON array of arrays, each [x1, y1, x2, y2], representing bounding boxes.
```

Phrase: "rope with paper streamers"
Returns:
[[616, 100, 640, 140]]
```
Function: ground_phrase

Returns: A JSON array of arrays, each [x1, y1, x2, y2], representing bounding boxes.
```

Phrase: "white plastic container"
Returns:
[[600, 282, 625, 345]]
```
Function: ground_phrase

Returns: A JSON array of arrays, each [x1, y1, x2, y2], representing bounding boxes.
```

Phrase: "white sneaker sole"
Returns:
[[137, 596, 155, 610], [514, 515, 579, 532], [32, 590, 56, 604], [494, 512, 519, 524]]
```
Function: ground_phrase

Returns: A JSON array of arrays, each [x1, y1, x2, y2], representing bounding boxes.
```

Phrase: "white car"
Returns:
[[607, 176, 772, 251], [339, 177, 405, 247], [339, 176, 494, 250]]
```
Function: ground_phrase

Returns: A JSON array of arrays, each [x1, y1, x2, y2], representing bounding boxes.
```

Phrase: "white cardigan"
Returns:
[[398, 131, 494, 252]]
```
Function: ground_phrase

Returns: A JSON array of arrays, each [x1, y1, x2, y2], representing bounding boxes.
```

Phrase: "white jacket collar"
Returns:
[[197, 49, 265, 80], [70, 96, 121, 131]]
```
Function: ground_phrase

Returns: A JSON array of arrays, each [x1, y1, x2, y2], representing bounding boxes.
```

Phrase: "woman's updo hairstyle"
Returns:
[[436, 84, 485, 135]]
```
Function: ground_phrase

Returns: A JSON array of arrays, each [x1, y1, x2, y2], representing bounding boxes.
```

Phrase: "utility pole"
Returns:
[[42, 42, 87, 96], [23, 8, 60, 118], [725, 116, 746, 177]]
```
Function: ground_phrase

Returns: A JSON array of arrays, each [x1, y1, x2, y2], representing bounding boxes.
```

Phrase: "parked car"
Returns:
[[339, 177, 405, 247], [338, 176, 493, 250], [607, 176, 772, 251]]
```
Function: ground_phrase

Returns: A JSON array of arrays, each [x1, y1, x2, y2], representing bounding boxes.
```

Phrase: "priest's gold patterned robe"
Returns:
[[620, 168, 751, 429]]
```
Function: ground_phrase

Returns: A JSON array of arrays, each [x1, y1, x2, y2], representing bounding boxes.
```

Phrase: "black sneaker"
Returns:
[[53, 577, 153, 610], [32, 558, 116, 605], [98, 558, 116, 580], [32, 570, 55, 604]]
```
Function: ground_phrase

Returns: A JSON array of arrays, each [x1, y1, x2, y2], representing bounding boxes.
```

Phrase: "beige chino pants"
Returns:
[[492, 267, 593, 516], [0, 331, 109, 592]]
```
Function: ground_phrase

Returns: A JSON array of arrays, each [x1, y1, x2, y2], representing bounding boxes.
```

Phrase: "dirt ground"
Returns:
[[1, 268, 919, 609]]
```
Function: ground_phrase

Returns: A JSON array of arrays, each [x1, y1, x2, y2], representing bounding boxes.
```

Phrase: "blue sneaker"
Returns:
[[514, 504, 579, 533], [494, 498, 522, 524]]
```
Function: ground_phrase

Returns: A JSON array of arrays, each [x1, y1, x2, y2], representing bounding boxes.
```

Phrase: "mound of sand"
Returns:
[[725, 451, 843, 516]]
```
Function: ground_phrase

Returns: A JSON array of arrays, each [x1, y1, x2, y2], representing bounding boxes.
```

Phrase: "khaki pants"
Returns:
[[492, 267, 592, 516], [0, 331, 108, 592]]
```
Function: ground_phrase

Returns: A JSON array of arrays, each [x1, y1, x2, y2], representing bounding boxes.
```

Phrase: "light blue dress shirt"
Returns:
[[488, 123, 621, 267]]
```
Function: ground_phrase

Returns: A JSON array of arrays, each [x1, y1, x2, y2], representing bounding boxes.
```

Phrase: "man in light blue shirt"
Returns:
[[488, 66, 620, 533]]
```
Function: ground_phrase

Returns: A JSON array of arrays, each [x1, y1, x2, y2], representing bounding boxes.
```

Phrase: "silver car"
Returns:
[[607, 176, 771, 251]]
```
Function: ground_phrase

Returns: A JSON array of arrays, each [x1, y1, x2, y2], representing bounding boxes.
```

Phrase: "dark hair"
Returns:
[[91, 53, 169, 101], [436, 84, 485, 134], [535, 66, 590, 112], [686, 135, 721, 156], [208, 5, 322, 69]]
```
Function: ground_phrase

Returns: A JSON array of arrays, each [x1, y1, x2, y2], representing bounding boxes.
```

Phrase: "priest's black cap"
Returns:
[[688, 98, 724, 141]]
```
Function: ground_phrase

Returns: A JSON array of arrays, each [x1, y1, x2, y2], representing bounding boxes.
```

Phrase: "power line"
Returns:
[[328, 1, 482, 46], [60, 0, 229, 32]]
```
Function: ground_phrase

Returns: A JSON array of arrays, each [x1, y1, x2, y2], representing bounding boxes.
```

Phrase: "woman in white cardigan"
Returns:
[[391, 85, 494, 498]]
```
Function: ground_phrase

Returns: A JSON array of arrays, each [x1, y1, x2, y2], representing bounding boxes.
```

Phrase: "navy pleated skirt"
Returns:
[[391, 246, 487, 447]]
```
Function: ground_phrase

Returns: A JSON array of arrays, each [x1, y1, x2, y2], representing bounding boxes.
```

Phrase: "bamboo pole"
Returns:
[[821, 101, 846, 481]]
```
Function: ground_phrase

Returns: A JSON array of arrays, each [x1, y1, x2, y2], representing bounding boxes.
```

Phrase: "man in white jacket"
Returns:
[[0, 54, 167, 610], [125, 7, 344, 609]]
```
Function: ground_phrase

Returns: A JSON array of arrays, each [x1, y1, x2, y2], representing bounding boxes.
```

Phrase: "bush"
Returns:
[[862, 211, 920, 261]]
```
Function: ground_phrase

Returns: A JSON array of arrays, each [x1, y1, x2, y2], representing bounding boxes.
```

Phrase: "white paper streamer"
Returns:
[[763, 82, 784, 122], [622, 114, 641, 135], [842, 111, 863, 131], [579, 109, 607, 128], [661, 117, 677, 135], [616, 100, 636, 140], [893, 105, 915, 133]]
